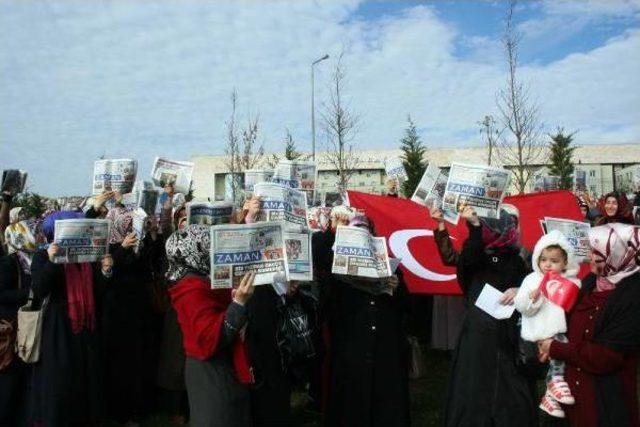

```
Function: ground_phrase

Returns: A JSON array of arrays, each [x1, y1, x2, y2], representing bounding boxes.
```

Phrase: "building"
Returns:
[[615, 164, 640, 193], [191, 143, 640, 201]]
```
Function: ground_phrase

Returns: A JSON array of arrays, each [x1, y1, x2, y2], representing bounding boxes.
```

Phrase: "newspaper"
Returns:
[[93, 159, 137, 195], [1, 169, 28, 195], [186, 202, 233, 226], [253, 183, 309, 231], [533, 175, 559, 192], [271, 160, 317, 203], [574, 170, 587, 192], [131, 208, 148, 253], [284, 231, 313, 281], [442, 163, 511, 225], [210, 221, 289, 289], [543, 217, 591, 262], [385, 157, 408, 182], [331, 225, 392, 279], [53, 219, 110, 264], [151, 157, 194, 194], [122, 188, 159, 216], [411, 164, 448, 209], [244, 170, 274, 194]]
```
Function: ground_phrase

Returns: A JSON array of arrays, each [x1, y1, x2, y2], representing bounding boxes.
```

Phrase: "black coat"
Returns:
[[29, 250, 111, 427], [101, 239, 161, 422], [445, 224, 535, 427], [0, 254, 31, 427], [313, 229, 410, 427]]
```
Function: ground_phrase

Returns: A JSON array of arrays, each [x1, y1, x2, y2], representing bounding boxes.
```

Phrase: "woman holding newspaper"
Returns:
[[29, 210, 115, 427], [167, 224, 256, 427], [444, 205, 536, 427], [313, 209, 410, 427]]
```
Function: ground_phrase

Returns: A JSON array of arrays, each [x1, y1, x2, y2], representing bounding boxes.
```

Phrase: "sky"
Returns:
[[0, 0, 639, 196]]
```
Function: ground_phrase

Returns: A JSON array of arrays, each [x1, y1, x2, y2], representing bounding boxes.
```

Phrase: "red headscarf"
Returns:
[[596, 192, 633, 225]]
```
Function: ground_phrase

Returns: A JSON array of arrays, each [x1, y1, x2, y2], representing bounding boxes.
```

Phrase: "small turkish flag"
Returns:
[[538, 271, 580, 312]]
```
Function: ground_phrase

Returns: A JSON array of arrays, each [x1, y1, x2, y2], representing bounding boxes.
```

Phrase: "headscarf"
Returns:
[[9, 207, 26, 224], [479, 209, 520, 254], [106, 207, 133, 244], [589, 223, 640, 291], [348, 215, 370, 230], [4, 220, 44, 274], [165, 225, 210, 283], [42, 210, 85, 243], [42, 210, 96, 334], [596, 192, 633, 225]]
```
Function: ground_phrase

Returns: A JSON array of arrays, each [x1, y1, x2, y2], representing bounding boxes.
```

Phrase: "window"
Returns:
[[590, 185, 597, 194], [589, 170, 596, 178], [366, 173, 371, 178]]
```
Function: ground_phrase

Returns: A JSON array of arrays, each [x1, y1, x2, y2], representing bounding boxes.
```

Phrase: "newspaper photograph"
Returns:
[[307, 206, 332, 232], [244, 170, 274, 194], [411, 163, 448, 209], [284, 231, 313, 281], [151, 157, 194, 194], [331, 225, 392, 280], [385, 157, 408, 182], [253, 183, 309, 231], [442, 163, 511, 225], [271, 160, 317, 202], [186, 201, 233, 226], [543, 217, 591, 262], [210, 221, 289, 289], [1, 169, 28, 195], [93, 159, 137, 195], [53, 219, 110, 264]]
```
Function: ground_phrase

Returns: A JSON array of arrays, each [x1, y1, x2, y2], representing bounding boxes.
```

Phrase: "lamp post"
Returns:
[[311, 54, 329, 161]]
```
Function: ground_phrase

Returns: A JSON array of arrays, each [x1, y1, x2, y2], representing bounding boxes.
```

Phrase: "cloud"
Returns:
[[0, 0, 638, 196]]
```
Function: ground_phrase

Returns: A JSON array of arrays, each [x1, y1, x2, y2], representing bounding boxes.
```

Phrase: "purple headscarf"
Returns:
[[42, 211, 85, 243]]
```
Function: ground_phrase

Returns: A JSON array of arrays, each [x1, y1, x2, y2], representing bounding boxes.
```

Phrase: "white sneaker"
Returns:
[[540, 393, 565, 418]]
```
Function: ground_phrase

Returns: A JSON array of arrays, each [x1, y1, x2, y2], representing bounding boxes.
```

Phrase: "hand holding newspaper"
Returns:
[[210, 221, 289, 289], [474, 284, 516, 319], [93, 159, 137, 195], [331, 225, 393, 280], [411, 163, 448, 209], [1, 169, 28, 196], [151, 157, 194, 194], [53, 219, 110, 264]]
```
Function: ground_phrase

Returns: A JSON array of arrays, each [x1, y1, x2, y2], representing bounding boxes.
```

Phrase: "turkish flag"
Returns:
[[539, 271, 580, 311], [346, 190, 586, 295]]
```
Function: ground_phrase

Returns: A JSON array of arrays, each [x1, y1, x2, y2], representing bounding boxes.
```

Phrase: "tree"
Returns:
[[223, 89, 265, 203], [548, 128, 577, 190], [478, 115, 502, 166], [321, 53, 360, 192], [495, 0, 545, 193], [266, 129, 310, 169], [399, 115, 427, 197], [12, 192, 46, 219]]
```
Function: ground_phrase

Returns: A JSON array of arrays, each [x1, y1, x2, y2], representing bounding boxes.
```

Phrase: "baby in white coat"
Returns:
[[514, 230, 581, 419]]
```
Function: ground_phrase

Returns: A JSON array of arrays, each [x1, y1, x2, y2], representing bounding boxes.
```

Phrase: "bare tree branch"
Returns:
[[320, 52, 361, 192], [494, 0, 546, 193]]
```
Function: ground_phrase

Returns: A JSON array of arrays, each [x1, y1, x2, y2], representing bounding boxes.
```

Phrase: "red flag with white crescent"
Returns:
[[538, 271, 580, 311], [346, 190, 587, 295]]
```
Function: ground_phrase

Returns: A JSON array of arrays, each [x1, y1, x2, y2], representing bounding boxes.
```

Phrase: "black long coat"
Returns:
[[29, 250, 110, 427], [0, 254, 31, 427], [444, 223, 535, 427], [313, 229, 410, 427], [101, 238, 161, 422]]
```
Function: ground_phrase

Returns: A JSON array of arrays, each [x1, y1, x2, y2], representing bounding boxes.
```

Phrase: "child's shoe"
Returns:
[[548, 376, 575, 405], [540, 393, 565, 418]]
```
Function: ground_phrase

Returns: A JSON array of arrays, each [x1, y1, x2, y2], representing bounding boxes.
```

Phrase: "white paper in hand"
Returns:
[[474, 284, 516, 319]]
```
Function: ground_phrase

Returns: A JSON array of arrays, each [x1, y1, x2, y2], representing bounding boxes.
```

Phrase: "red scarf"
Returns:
[[63, 263, 96, 334]]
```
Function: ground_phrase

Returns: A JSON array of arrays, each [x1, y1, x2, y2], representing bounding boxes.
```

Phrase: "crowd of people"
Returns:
[[0, 182, 639, 427]]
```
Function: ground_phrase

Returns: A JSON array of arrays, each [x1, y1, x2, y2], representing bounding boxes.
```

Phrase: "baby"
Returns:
[[514, 230, 581, 418]]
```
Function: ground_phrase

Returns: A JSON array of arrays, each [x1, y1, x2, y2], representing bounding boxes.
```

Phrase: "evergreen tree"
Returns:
[[400, 116, 427, 197], [548, 128, 577, 190], [267, 129, 309, 168], [13, 192, 46, 218]]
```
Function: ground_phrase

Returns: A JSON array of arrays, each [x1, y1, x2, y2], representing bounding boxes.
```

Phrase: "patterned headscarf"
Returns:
[[589, 223, 640, 291], [106, 207, 133, 244], [4, 220, 44, 274], [42, 211, 85, 243], [165, 225, 211, 282], [480, 209, 520, 254], [9, 207, 26, 224]]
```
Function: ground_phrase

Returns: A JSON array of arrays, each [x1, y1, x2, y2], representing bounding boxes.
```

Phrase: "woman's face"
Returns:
[[580, 205, 589, 218], [604, 196, 618, 217], [588, 249, 602, 275], [177, 210, 187, 231]]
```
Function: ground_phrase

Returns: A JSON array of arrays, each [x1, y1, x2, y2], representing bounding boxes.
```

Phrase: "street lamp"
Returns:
[[311, 54, 329, 161]]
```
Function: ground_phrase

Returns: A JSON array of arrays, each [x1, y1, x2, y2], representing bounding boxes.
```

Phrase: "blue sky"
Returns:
[[1, 0, 639, 196]]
